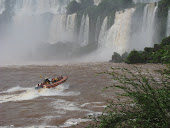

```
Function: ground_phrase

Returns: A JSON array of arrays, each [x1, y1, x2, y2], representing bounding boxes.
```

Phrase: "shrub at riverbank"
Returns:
[[126, 36, 170, 64], [86, 66, 170, 128]]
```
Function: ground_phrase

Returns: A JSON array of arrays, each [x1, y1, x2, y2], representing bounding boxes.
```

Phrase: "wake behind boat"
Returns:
[[35, 76, 68, 90]]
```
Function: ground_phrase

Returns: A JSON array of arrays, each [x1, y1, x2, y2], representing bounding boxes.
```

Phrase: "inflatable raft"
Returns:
[[35, 76, 68, 90]]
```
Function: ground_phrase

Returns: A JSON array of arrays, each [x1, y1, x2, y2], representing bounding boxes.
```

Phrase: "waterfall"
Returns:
[[78, 15, 89, 47], [0, 0, 75, 41], [9, 0, 74, 44], [142, 3, 157, 43], [0, 0, 76, 62], [103, 8, 135, 54], [0, 0, 165, 63], [81, 9, 135, 61], [76, 0, 101, 5], [14, 0, 72, 14], [64, 13, 77, 43], [84, 8, 135, 62], [98, 17, 108, 47], [49, 13, 76, 44], [167, 9, 170, 37], [66, 13, 76, 34], [133, 0, 160, 3], [0, 0, 5, 14], [130, 3, 158, 51], [93, 0, 101, 5], [49, 14, 67, 43], [95, 17, 101, 43]]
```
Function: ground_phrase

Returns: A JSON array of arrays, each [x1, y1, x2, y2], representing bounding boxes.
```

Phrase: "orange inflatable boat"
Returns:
[[35, 76, 68, 90]]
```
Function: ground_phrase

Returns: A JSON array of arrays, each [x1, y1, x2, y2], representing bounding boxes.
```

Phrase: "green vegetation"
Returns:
[[66, 0, 94, 14], [98, 0, 133, 14], [125, 50, 144, 64], [157, 0, 170, 40], [67, 0, 133, 15], [80, 0, 94, 10], [67, 0, 94, 14], [67, 0, 133, 21], [126, 36, 170, 64], [158, 0, 170, 18], [66, 0, 80, 14], [86, 66, 170, 128]]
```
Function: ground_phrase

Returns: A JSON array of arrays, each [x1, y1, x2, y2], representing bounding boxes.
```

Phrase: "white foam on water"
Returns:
[[43, 115, 61, 120], [26, 126, 59, 128], [80, 102, 91, 107], [94, 105, 107, 108], [51, 99, 82, 111], [80, 102, 103, 107], [38, 84, 78, 96], [60, 118, 91, 127], [41, 115, 61, 126], [0, 86, 31, 94], [0, 84, 80, 103], [1, 125, 59, 128], [0, 89, 40, 103], [87, 112, 103, 116], [51, 99, 92, 114]]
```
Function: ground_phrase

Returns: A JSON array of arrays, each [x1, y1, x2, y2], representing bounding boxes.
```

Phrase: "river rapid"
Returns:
[[0, 62, 164, 128]]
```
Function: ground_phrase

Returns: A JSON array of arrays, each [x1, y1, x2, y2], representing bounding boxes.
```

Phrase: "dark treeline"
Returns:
[[157, 0, 170, 41], [110, 36, 170, 64]]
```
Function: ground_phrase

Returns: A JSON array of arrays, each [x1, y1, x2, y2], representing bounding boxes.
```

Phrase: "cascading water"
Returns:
[[133, 0, 160, 3], [14, 0, 71, 14], [49, 14, 67, 44], [0, 0, 78, 63], [93, 0, 101, 5], [83, 8, 135, 62], [75, 0, 101, 5], [78, 15, 89, 47], [49, 13, 76, 44], [130, 3, 158, 51], [65, 13, 77, 40], [66, 13, 76, 33], [95, 17, 101, 43], [167, 9, 170, 37], [0, 0, 165, 63], [142, 3, 157, 43], [0, 0, 5, 14], [98, 17, 108, 47], [103, 8, 135, 54]]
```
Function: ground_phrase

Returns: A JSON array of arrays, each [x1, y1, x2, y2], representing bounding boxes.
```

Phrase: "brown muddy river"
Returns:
[[0, 62, 164, 128]]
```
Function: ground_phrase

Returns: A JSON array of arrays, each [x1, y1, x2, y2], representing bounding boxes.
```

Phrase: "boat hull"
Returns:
[[35, 76, 68, 90]]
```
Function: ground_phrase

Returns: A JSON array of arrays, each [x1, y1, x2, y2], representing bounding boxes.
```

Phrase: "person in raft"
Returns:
[[44, 78, 50, 84]]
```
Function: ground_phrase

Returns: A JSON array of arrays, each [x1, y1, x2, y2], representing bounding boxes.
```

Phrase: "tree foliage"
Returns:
[[86, 66, 170, 128], [125, 50, 144, 64], [126, 36, 170, 64], [66, 0, 80, 14], [157, 0, 170, 39]]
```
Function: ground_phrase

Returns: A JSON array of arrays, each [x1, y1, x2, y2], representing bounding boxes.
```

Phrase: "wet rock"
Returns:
[[109, 52, 123, 63], [122, 52, 129, 61], [144, 47, 153, 52]]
